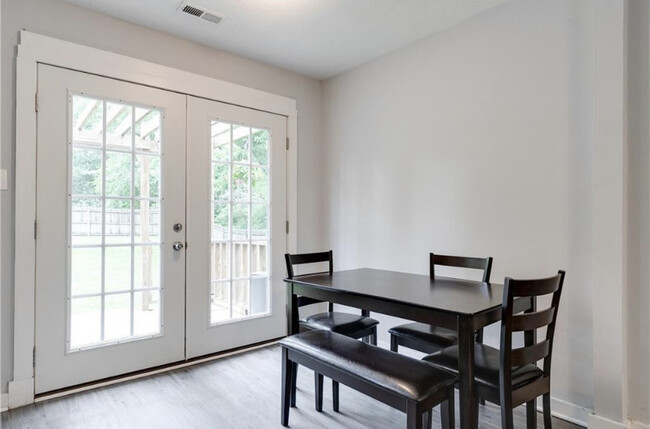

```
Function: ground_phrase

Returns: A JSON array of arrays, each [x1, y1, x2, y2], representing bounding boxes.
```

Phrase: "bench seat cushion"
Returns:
[[280, 330, 456, 403]]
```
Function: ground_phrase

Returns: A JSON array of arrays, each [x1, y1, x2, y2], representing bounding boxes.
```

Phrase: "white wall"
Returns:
[[323, 0, 596, 423], [1, 0, 324, 394], [626, 0, 650, 425]]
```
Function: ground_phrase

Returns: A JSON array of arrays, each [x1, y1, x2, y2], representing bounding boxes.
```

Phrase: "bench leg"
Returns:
[[281, 348, 292, 427], [290, 362, 298, 407], [332, 380, 340, 412], [315, 373, 324, 412], [440, 388, 455, 429], [390, 334, 399, 352], [407, 402, 423, 429]]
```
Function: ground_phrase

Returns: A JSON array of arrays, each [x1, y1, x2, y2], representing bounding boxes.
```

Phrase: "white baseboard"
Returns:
[[1, 393, 9, 412], [628, 421, 650, 429], [589, 414, 627, 429], [8, 378, 34, 409], [544, 396, 591, 427]]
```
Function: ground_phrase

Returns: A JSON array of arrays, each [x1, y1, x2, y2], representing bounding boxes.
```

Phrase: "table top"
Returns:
[[284, 268, 506, 316]]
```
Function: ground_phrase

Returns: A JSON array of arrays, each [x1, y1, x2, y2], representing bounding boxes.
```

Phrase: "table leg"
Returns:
[[458, 315, 477, 429], [287, 283, 298, 336]]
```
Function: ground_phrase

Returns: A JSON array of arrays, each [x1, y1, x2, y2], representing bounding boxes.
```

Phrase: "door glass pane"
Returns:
[[105, 102, 132, 151], [134, 290, 160, 336], [134, 108, 161, 153], [71, 148, 102, 196], [104, 293, 132, 341], [210, 282, 230, 323], [105, 152, 132, 197], [134, 246, 161, 289], [135, 155, 160, 198], [251, 167, 268, 203], [105, 246, 131, 292], [232, 165, 249, 202], [212, 122, 230, 162], [232, 125, 250, 163], [232, 204, 249, 240], [212, 164, 229, 201], [251, 128, 268, 165], [211, 242, 229, 281], [68, 94, 163, 351], [70, 297, 101, 349], [70, 248, 102, 295], [134, 199, 161, 243], [212, 203, 229, 240], [71, 198, 102, 246], [105, 199, 131, 244], [209, 120, 272, 324], [72, 95, 103, 148]]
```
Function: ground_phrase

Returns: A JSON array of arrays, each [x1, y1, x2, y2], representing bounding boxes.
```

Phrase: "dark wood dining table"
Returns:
[[284, 268, 534, 429]]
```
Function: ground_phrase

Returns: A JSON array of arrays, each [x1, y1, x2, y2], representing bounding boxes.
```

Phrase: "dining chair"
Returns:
[[285, 251, 379, 410], [423, 270, 566, 429], [388, 253, 493, 354]]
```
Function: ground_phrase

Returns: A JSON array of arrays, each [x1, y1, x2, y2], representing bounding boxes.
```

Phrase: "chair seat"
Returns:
[[388, 322, 458, 348], [300, 312, 378, 337], [422, 344, 544, 390], [281, 330, 456, 402]]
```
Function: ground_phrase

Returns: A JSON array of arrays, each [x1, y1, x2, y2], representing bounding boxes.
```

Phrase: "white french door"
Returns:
[[185, 96, 287, 358], [34, 65, 287, 393]]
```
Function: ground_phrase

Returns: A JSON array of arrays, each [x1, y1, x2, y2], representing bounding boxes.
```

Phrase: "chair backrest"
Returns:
[[429, 253, 493, 282], [285, 251, 333, 310], [499, 271, 565, 400]]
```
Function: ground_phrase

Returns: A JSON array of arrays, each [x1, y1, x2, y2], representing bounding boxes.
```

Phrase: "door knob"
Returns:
[[173, 241, 184, 251]]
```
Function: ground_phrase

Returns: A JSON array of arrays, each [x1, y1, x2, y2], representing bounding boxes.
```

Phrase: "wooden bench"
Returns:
[[280, 330, 456, 429]]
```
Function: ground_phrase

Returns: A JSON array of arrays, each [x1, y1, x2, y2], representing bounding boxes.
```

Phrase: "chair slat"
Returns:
[[287, 251, 332, 266], [432, 254, 488, 271], [511, 339, 550, 366], [430, 253, 493, 283], [511, 307, 555, 332], [509, 276, 561, 297], [511, 377, 550, 408], [285, 251, 333, 281]]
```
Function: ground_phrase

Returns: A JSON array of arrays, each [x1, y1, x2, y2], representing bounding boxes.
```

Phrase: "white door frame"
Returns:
[[11, 30, 298, 408]]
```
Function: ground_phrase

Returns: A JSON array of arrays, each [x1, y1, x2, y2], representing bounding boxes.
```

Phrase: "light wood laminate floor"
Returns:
[[1, 345, 583, 429]]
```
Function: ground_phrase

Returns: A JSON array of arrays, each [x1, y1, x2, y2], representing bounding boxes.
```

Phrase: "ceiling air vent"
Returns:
[[178, 2, 223, 25]]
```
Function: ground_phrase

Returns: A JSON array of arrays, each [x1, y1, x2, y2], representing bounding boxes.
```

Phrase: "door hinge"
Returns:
[[33, 347, 36, 367], [35, 93, 38, 113], [34, 220, 37, 240], [286, 221, 289, 234], [286, 137, 289, 150]]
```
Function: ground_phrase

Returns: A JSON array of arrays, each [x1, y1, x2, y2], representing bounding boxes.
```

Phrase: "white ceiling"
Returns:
[[59, 0, 510, 80]]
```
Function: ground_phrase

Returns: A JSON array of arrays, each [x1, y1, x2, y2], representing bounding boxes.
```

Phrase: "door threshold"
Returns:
[[35, 337, 282, 403]]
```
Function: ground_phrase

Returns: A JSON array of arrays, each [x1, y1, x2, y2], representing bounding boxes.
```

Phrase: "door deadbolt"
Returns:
[[173, 223, 183, 232]]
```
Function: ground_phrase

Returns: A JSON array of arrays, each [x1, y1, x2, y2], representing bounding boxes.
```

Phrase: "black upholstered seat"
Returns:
[[422, 344, 544, 390], [301, 312, 379, 336], [388, 323, 458, 351], [280, 330, 457, 429]]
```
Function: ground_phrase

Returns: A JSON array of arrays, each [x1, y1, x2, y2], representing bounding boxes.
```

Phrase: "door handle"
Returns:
[[173, 241, 184, 251]]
